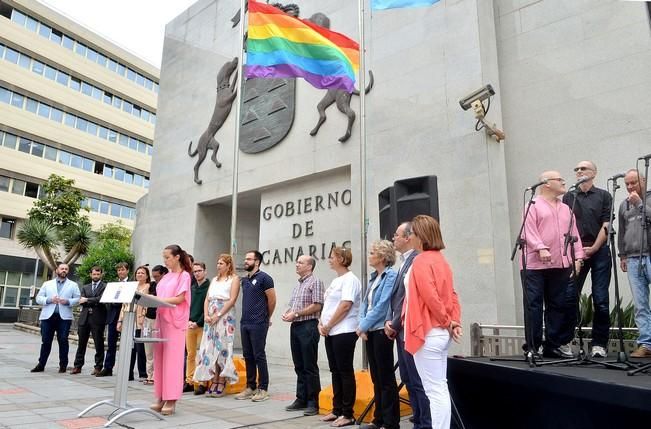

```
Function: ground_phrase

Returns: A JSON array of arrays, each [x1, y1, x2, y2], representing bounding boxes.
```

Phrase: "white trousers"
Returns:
[[413, 327, 451, 429], [143, 318, 155, 380]]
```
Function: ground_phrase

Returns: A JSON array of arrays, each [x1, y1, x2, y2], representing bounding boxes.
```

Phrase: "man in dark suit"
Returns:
[[71, 266, 107, 375], [383, 222, 431, 429], [98, 262, 129, 377]]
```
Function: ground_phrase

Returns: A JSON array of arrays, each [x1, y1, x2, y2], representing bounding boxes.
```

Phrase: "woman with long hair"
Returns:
[[318, 246, 361, 428], [117, 265, 150, 381], [142, 265, 168, 385], [150, 245, 192, 416], [404, 215, 462, 429], [193, 254, 241, 397]]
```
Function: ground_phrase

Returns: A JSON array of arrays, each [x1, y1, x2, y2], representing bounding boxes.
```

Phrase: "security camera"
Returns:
[[458, 84, 495, 111]]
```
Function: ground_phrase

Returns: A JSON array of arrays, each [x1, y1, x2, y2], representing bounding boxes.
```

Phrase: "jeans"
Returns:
[[412, 328, 451, 429], [241, 323, 270, 390], [39, 313, 72, 368], [562, 245, 612, 346], [324, 332, 358, 419], [397, 336, 431, 429], [290, 320, 321, 407], [626, 256, 651, 348], [522, 268, 572, 350], [366, 330, 400, 429]]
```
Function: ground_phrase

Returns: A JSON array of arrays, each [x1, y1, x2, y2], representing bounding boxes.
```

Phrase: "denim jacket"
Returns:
[[358, 266, 397, 333]]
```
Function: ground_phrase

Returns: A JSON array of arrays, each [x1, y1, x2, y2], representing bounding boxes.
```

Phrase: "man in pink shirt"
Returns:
[[521, 170, 585, 358]]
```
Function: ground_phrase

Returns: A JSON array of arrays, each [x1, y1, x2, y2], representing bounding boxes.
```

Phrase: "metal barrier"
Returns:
[[470, 323, 639, 357]]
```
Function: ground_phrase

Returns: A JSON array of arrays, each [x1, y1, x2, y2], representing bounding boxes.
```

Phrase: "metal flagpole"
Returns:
[[230, 0, 248, 259], [357, 0, 369, 368]]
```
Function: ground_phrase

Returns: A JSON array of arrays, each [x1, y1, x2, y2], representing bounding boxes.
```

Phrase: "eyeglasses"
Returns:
[[547, 178, 566, 184], [573, 166, 593, 172]]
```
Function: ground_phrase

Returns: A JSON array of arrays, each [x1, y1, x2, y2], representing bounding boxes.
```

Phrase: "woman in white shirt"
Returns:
[[318, 247, 361, 428]]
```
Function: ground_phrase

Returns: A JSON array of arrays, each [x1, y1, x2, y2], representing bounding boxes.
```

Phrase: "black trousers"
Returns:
[[366, 330, 400, 429], [325, 331, 358, 419], [74, 322, 105, 369], [129, 328, 147, 379], [290, 319, 321, 407], [104, 319, 118, 370]]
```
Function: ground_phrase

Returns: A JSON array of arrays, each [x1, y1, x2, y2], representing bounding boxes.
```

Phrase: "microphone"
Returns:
[[527, 179, 548, 191], [608, 172, 626, 181], [569, 176, 590, 190], [638, 153, 651, 160]]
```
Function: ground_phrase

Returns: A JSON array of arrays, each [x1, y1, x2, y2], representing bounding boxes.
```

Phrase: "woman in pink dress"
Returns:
[[150, 244, 192, 416]]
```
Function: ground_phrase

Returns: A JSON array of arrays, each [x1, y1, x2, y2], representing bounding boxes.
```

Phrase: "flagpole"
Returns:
[[357, 0, 369, 368], [230, 0, 247, 260]]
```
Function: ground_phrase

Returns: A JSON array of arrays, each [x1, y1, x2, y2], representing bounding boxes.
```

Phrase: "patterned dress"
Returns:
[[193, 276, 238, 384]]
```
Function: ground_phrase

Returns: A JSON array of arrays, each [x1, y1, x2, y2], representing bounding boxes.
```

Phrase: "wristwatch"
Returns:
[[294, 312, 300, 319]]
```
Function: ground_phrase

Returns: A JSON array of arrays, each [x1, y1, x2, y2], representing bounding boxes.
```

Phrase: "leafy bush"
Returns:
[[76, 237, 134, 285]]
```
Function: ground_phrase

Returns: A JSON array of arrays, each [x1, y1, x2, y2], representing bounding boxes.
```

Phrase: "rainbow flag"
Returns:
[[245, 0, 359, 92], [372, 0, 440, 10]]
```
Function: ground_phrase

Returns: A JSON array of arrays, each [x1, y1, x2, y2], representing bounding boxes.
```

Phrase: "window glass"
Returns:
[[143, 178, 150, 189], [128, 137, 138, 150], [137, 141, 146, 153], [150, 115, 156, 125], [25, 16, 38, 32], [132, 106, 141, 118], [136, 74, 145, 86], [81, 82, 92, 96], [122, 100, 133, 114], [91, 86, 102, 100], [10, 92, 24, 108], [154, 83, 159, 93], [0, 44, 4, 58], [114, 168, 125, 181], [103, 165, 113, 178], [98, 126, 108, 139], [6, 272, 20, 285], [31, 60, 44, 75], [37, 103, 50, 119], [0, 87, 10, 104], [0, 176, 9, 192], [103, 93, 112, 104], [26, 98, 38, 113], [64, 113, 76, 127], [18, 288, 31, 306], [97, 53, 107, 66], [110, 204, 121, 217], [44, 65, 56, 80], [107, 130, 117, 143], [75, 117, 88, 132], [90, 198, 99, 212], [124, 172, 134, 184], [55, 70, 69, 86], [58, 151, 71, 165], [133, 174, 143, 187], [146, 145, 153, 156], [82, 158, 93, 172], [50, 107, 63, 123], [112, 97, 122, 109], [87, 122, 98, 136], [44, 146, 57, 161], [70, 77, 81, 91], [70, 154, 82, 169], [108, 58, 117, 72], [3, 133, 17, 149], [18, 53, 30, 69], [142, 110, 150, 122], [62, 35, 74, 50], [118, 135, 128, 147], [50, 29, 62, 45], [86, 48, 98, 62], [145, 79, 153, 90], [25, 182, 39, 198], [11, 9, 26, 26], [5, 47, 18, 64], [38, 23, 51, 39], [75, 42, 87, 57], [126, 68, 137, 81], [18, 138, 31, 153], [4, 287, 17, 307], [99, 201, 109, 215], [31, 142, 44, 157], [117, 63, 126, 76], [11, 179, 25, 195]]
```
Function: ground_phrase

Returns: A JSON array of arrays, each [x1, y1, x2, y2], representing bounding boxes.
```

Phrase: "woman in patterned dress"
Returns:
[[193, 253, 241, 397]]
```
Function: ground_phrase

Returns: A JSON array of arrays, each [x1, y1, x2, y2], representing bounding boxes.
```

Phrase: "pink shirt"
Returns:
[[155, 271, 191, 330], [521, 196, 585, 270]]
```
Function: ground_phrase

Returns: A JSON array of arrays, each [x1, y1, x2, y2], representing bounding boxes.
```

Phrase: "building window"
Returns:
[[0, 218, 16, 239], [0, 176, 9, 192]]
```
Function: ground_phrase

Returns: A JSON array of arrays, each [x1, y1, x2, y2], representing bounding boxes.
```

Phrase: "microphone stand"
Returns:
[[491, 188, 540, 367], [628, 157, 651, 376]]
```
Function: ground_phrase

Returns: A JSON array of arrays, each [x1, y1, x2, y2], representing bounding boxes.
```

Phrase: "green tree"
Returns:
[[17, 174, 92, 271], [76, 223, 134, 285]]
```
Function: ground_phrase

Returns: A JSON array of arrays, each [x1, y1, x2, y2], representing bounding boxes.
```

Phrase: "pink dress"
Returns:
[[154, 271, 191, 401]]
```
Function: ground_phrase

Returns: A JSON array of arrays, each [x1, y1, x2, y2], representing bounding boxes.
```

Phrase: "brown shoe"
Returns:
[[70, 367, 82, 375], [91, 368, 102, 376], [631, 346, 651, 358]]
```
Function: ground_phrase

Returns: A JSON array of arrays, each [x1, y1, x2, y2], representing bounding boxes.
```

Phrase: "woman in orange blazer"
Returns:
[[403, 215, 462, 429]]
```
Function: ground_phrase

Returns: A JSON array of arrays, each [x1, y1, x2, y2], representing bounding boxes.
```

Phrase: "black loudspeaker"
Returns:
[[378, 175, 439, 239]]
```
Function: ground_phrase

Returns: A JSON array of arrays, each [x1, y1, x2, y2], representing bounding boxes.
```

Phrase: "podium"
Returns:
[[78, 287, 174, 427]]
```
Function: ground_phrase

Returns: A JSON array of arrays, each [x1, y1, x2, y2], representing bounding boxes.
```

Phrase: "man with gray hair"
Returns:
[[618, 169, 651, 357], [282, 255, 324, 416]]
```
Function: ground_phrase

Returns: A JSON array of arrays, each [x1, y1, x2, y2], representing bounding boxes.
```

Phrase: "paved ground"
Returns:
[[0, 324, 415, 429]]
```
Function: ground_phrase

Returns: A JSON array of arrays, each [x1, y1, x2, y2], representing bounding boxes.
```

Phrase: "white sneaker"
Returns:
[[251, 389, 270, 402], [591, 345, 607, 358], [235, 387, 257, 400], [558, 343, 574, 358]]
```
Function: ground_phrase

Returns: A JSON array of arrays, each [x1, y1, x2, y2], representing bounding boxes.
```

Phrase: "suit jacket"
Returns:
[[386, 250, 417, 339], [35, 277, 80, 320], [78, 281, 107, 326]]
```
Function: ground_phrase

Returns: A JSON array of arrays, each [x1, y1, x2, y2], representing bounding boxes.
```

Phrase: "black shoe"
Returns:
[[285, 400, 307, 411], [128, 375, 135, 381], [303, 406, 319, 416], [409, 416, 415, 423], [58, 366, 67, 373], [359, 424, 379, 429], [96, 368, 113, 377], [194, 385, 207, 395], [183, 383, 194, 393], [30, 365, 44, 373], [542, 347, 564, 359]]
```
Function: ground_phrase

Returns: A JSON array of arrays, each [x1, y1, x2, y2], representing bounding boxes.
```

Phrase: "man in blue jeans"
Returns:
[[562, 161, 612, 358], [31, 263, 80, 373], [235, 250, 276, 402], [618, 169, 651, 357]]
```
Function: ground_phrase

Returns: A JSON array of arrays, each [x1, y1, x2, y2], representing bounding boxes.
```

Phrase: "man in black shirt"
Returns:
[[562, 160, 612, 358]]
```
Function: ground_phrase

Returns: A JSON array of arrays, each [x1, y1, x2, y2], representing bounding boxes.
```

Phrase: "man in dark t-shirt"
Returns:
[[235, 250, 276, 403]]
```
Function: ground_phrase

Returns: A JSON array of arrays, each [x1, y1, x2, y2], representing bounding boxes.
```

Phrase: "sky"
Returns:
[[39, 0, 198, 68]]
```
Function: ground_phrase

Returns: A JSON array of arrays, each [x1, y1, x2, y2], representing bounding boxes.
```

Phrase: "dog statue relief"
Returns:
[[188, 57, 239, 185]]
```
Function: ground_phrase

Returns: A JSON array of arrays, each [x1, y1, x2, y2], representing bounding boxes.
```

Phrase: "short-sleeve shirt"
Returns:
[[321, 271, 361, 336], [562, 186, 612, 246], [241, 270, 274, 325]]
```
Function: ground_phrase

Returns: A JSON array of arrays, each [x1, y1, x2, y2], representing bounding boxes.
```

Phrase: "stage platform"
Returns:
[[448, 356, 651, 429]]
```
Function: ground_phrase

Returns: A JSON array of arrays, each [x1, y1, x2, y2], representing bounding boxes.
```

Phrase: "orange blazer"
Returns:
[[403, 250, 461, 355]]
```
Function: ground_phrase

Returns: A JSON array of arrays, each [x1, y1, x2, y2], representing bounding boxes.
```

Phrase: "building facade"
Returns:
[[0, 0, 158, 319], [133, 0, 651, 364]]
